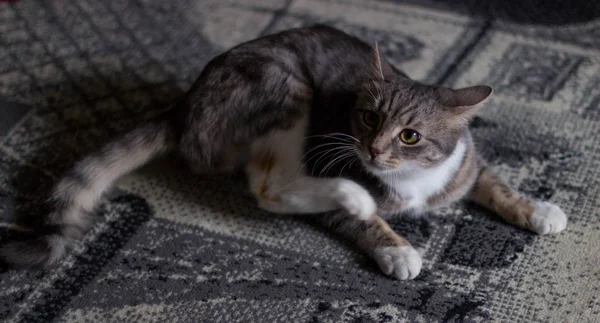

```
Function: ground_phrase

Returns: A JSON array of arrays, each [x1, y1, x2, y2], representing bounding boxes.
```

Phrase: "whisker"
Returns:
[[305, 133, 360, 143], [301, 133, 361, 175], [361, 83, 376, 100], [306, 147, 353, 175], [321, 136, 356, 144], [303, 145, 352, 165], [367, 86, 377, 102], [305, 133, 352, 141], [301, 142, 353, 161], [305, 136, 356, 145], [319, 151, 355, 177], [312, 148, 353, 172], [339, 156, 358, 176], [323, 152, 356, 177], [326, 132, 360, 142], [310, 148, 353, 176], [318, 154, 345, 177]]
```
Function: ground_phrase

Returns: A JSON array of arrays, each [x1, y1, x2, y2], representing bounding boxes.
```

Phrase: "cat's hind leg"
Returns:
[[245, 116, 376, 220], [187, 144, 249, 175], [468, 165, 567, 234]]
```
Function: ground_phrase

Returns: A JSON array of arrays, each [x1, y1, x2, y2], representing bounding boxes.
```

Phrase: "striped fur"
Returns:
[[1, 118, 175, 267], [1, 25, 567, 280]]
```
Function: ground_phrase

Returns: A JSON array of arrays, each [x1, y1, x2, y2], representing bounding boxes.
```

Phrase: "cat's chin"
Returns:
[[360, 159, 419, 178], [365, 165, 396, 175], [360, 159, 401, 176]]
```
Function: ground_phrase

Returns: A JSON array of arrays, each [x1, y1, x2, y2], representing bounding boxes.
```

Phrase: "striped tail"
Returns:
[[1, 117, 176, 268]]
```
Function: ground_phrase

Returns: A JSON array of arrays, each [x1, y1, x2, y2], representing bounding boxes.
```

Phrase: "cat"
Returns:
[[0, 24, 567, 280]]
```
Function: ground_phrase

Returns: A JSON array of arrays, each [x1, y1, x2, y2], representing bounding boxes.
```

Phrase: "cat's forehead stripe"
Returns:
[[387, 91, 405, 119], [393, 101, 419, 121], [404, 112, 417, 127], [388, 89, 402, 112], [380, 91, 393, 114]]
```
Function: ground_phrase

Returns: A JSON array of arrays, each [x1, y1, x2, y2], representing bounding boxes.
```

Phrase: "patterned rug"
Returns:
[[1, 0, 599, 322]]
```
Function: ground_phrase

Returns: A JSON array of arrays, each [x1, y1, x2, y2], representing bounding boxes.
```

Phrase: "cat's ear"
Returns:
[[437, 85, 493, 119], [371, 42, 395, 81]]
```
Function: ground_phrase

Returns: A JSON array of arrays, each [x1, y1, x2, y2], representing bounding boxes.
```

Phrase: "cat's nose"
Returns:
[[369, 147, 382, 159]]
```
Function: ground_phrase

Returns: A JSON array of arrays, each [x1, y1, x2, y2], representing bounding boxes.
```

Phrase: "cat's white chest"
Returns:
[[380, 141, 467, 212], [388, 176, 446, 211]]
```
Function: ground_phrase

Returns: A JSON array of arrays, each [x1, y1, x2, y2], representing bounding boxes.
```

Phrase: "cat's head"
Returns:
[[351, 43, 492, 175]]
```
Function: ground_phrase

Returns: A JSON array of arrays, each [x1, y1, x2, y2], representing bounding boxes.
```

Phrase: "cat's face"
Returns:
[[351, 79, 491, 175]]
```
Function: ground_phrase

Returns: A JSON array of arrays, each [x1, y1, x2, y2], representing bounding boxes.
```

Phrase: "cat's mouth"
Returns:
[[353, 145, 397, 173], [366, 159, 395, 172], [355, 148, 394, 172]]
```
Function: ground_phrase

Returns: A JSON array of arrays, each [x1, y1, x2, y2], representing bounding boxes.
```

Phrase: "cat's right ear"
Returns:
[[371, 42, 395, 81], [437, 85, 493, 121]]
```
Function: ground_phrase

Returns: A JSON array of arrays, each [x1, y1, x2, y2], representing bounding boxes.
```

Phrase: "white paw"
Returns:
[[373, 245, 422, 280], [530, 201, 568, 235], [333, 180, 376, 220]]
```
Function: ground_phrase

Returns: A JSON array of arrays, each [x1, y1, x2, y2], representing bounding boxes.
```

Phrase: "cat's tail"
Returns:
[[0, 115, 177, 268]]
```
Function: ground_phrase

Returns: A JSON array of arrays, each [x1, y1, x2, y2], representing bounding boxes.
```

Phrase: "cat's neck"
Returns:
[[377, 139, 467, 212]]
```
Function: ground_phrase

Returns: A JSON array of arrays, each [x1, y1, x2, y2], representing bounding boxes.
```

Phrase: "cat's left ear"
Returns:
[[437, 85, 493, 119], [371, 42, 396, 81]]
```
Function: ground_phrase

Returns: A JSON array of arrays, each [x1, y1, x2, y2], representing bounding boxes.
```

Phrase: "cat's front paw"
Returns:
[[333, 180, 376, 220], [373, 245, 422, 280], [530, 201, 568, 235]]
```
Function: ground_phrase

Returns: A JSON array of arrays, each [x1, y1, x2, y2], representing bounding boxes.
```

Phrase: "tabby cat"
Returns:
[[1, 25, 567, 280]]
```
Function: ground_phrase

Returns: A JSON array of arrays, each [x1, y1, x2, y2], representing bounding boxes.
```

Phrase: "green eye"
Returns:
[[362, 111, 379, 128], [399, 129, 421, 145]]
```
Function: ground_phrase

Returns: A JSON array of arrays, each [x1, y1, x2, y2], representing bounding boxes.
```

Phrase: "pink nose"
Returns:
[[370, 147, 382, 159]]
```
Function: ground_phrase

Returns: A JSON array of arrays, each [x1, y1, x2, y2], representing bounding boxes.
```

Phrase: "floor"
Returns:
[[1, 0, 599, 322]]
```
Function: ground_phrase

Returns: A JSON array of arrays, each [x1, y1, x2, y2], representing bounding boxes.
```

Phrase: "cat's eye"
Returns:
[[399, 129, 421, 145], [362, 111, 379, 128]]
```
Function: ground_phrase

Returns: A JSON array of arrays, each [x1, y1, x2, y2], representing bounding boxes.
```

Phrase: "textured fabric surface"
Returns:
[[1, 0, 599, 322]]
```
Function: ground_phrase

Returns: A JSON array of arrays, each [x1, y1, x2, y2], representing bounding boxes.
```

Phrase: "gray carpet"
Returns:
[[1, 0, 600, 322]]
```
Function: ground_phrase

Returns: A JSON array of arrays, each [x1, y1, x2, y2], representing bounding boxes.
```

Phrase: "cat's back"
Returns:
[[178, 24, 374, 117], [172, 25, 374, 152], [231, 24, 369, 55], [219, 24, 373, 84]]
